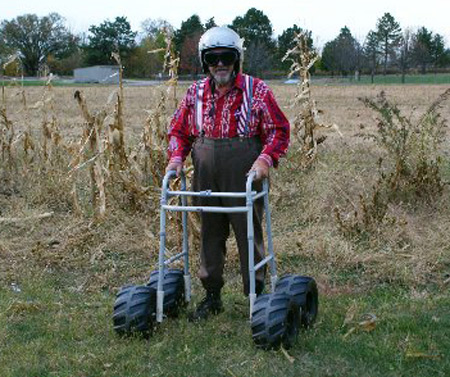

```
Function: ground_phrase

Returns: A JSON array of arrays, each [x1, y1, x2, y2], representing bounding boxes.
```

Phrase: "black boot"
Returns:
[[189, 290, 223, 322], [245, 280, 265, 296], [256, 280, 265, 296]]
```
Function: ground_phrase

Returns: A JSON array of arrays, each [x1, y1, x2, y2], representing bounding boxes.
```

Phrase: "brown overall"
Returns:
[[192, 136, 266, 295]]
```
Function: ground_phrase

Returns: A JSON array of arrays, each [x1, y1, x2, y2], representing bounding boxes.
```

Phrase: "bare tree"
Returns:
[[399, 29, 413, 83]]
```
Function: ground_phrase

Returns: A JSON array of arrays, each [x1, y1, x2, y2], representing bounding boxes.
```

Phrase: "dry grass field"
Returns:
[[1, 82, 449, 376]]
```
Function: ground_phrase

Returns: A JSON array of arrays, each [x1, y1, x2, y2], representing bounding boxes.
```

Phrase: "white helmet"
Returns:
[[198, 26, 244, 73]]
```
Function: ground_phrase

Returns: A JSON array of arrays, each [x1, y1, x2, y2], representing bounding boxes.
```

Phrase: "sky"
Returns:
[[1, 0, 449, 49]]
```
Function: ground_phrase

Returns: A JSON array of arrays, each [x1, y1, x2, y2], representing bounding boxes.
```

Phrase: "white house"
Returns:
[[74, 65, 120, 83]]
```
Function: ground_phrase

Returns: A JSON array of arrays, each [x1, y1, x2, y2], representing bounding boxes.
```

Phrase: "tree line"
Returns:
[[1, 8, 449, 79]]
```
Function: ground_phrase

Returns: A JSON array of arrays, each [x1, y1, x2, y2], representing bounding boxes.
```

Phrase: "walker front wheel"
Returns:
[[112, 285, 156, 338], [251, 292, 300, 350]]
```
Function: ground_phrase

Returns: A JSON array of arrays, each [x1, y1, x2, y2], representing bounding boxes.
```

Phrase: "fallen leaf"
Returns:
[[359, 313, 377, 332]]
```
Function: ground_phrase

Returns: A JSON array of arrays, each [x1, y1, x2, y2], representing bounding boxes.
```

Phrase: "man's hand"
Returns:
[[165, 161, 183, 177], [249, 159, 270, 181]]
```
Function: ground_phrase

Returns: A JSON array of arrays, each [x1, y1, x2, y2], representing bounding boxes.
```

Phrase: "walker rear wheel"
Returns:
[[275, 275, 319, 328], [147, 269, 185, 317], [112, 285, 156, 338]]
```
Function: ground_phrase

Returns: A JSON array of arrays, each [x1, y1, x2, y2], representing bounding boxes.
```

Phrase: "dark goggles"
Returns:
[[203, 50, 238, 66]]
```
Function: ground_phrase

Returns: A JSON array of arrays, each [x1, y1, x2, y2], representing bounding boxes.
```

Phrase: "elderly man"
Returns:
[[166, 26, 290, 320]]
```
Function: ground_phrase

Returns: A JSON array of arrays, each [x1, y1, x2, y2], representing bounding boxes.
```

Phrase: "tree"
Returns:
[[412, 27, 433, 74], [277, 25, 313, 72], [0, 31, 13, 62], [174, 15, 204, 55], [125, 32, 168, 78], [0, 13, 78, 75], [245, 41, 274, 77], [84, 17, 137, 66], [135, 19, 173, 78], [140, 18, 173, 40], [173, 14, 203, 75], [321, 42, 337, 75], [231, 8, 273, 47], [230, 8, 275, 75], [398, 29, 413, 83], [204, 17, 217, 30], [180, 31, 203, 76], [321, 27, 361, 76], [364, 30, 380, 83], [376, 12, 402, 75], [430, 33, 447, 73]]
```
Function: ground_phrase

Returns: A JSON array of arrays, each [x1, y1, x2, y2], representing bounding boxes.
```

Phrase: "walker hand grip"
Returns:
[[245, 171, 268, 194], [162, 170, 185, 191], [246, 171, 257, 193]]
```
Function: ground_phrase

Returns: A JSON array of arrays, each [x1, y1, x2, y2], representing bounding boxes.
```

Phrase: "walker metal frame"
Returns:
[[156, 170, 278, 322]]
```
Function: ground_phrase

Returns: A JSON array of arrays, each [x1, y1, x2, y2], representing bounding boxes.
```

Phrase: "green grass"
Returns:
[[3, 72, 450, 88], [311, 73, 450, 85], [0, 80, 104, 87], [1, 268, 448, 377], [1, 82, 449, 376]]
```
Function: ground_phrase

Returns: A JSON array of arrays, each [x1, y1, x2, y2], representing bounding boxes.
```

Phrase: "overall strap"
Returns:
[[195, 79, 206, 135], [238, 74, 254, 137]]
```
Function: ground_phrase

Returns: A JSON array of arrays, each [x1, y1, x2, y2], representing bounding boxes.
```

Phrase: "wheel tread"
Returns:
[[147, 269, 185, 317], [112, 285, 156, 337], [275, 275, 319, 328], [251, 292, 300, 350]]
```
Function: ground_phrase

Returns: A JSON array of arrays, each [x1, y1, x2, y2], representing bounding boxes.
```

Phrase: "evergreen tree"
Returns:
[[230, 8, 275, 75], [321, 26, 361, 76], [412, 27, 433, 74], [173, 14, 204, 75], [84, 17, 137, 66], [277, 25, 313, 72], [231, 8, 273, 48], [204, 17, 217, 30], [430, 33, 446, 73], [364, 30, 380, 83], [173, 14, 204, 56], [376, 12, 402, 75]]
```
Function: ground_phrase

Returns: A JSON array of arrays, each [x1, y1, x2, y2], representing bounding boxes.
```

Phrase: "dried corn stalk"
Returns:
[[0, 55, 21, 170], [38, 75, 63, 164], [162, 28, 180, 109], [283, 31, 339, 167], [0, 106, 15, 170], [110, 52, 128, 169], [73, 90, 107, 218]]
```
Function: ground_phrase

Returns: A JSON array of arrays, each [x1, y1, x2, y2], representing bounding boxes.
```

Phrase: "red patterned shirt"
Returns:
[[168, 73, 290, 167]]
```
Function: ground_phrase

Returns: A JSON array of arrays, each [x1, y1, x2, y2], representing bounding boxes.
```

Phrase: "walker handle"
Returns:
[[162, 169, 186, 191], [246, 171, 269, 194]]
